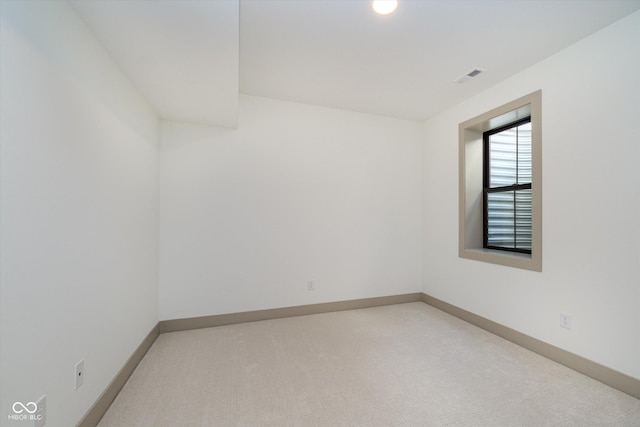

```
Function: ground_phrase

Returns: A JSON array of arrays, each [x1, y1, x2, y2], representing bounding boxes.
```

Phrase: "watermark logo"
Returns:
[[8, 401, 42, 422], [12, 402, 37, 414]]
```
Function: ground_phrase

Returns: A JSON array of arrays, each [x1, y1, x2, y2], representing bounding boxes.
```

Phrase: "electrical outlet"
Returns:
[[307, 280, 315, 290], [560, 312, 572, 330], [33, 394, 46, 427], [75, 359, 84, 390]]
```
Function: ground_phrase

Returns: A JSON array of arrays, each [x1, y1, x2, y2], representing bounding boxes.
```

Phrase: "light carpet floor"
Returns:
[[98, 302, 640, 426]]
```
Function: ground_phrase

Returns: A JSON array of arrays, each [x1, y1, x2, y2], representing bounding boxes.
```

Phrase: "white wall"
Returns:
[[159, 95, 423, 320], [0, 2, 159, 425], [422, 11, 640, 379]]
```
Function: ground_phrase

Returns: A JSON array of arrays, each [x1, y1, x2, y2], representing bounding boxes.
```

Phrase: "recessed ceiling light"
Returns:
[[372, 0, 398, 15]]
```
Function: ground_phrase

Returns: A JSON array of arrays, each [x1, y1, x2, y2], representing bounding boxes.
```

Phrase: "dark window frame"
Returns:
[[483, 117, 532, 254]]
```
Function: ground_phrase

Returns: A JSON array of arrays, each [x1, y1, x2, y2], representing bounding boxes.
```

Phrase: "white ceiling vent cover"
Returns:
[[454, 67, 486, 84]]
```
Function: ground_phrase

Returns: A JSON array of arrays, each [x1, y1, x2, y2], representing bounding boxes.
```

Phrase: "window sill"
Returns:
[[460, 247, 541, 271]]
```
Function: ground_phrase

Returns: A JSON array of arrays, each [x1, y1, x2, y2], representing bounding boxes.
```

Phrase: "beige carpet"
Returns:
[[98, 302, 640, 426]]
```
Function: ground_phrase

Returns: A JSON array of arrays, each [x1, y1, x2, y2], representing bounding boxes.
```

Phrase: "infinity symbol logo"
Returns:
[[12, 402, 37, 414]]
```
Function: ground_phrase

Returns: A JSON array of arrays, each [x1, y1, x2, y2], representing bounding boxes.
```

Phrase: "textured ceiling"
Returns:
[[71, 0, 640, 126]]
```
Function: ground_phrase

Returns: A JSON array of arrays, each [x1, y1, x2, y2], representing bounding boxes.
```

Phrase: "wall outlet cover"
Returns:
[[33, 394, 46, 427], [560, 312, 572, 330], [75, 359, 85, 390]]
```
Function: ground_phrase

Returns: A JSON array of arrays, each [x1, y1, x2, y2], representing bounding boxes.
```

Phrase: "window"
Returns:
[[459, 91, 541, 271], [483, 118, 531, 253]]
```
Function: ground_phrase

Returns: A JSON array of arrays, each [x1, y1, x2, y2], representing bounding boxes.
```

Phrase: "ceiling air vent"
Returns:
[[454, 67, 485, 84]]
